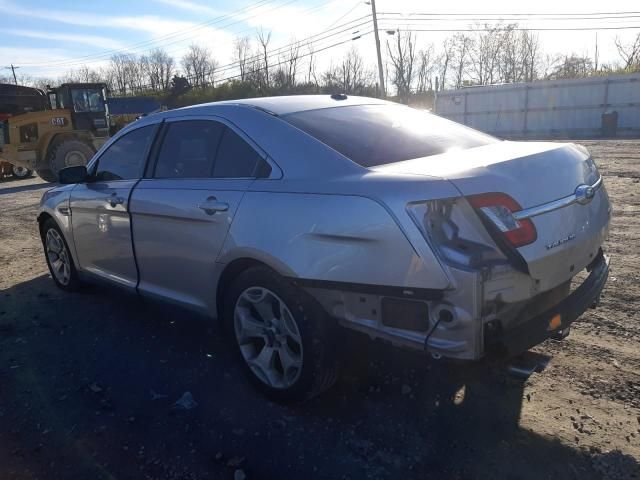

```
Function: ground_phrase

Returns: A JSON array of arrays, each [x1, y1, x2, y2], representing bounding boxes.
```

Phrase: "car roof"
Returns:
[[176, 94, 392, 116]]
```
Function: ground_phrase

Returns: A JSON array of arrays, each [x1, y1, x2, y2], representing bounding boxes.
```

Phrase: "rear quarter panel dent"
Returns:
[[218, 192, 451, 290]]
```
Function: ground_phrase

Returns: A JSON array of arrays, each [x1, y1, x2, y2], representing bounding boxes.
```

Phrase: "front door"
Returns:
[[70, 124, 157, 289], [130, 117, 272, 314]]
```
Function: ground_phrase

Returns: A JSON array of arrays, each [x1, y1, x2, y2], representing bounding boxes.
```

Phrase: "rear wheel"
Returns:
[[224, 266, 338, 402], [12, 165, 32, 178], [41, 218, 82, 291]]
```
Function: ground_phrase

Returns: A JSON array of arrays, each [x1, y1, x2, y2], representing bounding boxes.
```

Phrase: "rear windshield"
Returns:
[[283, 104, 498, 167]]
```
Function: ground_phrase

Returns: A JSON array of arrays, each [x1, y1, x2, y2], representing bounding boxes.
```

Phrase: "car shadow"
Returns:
[[1, 274, 637, 480], [0, 181, 52, 195]]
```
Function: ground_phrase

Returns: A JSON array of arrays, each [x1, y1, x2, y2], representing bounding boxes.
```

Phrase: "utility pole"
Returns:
[[369, 0, 385, 97], [4, 64, 19, 85]]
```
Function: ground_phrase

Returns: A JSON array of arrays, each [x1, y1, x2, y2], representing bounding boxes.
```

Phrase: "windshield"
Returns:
[[71, 88, 104, 113], [283, 104, 498, 167]]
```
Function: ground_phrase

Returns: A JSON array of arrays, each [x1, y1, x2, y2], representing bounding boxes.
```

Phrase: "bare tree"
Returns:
[[275, 41, 301, 89], [126, 56, 148, 93], [256, 28, 272, 89], [437, 38, 454, 91], [60, 65, 103, 84], [234, 36, 251, 81], [499, 27, 541, 83], [305, 44, 319, 86], [519, 30, 541, 82], [109, 54, 131, 94], [182, 44, 217, 88], [31, 77, 57, 90], [615, 33, 640, 71], [451, 33, 473, 89], [322, 47, 375, 94], [470, 24, 507, 85], [415, 46, 436, 93], [146, 48, 175, 91], [546, 54, 593, 79], [386, 31, 416, 101]]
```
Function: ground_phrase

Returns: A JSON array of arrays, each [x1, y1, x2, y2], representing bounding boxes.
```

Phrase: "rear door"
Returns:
[[70, 124, 157, 288], [130, 116, 272, 314]]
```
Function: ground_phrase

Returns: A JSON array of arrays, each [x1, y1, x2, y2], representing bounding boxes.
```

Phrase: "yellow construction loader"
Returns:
[[0, 83, 110, 182]]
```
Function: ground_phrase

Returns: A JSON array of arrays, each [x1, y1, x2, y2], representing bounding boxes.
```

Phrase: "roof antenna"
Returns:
[[330, 93, 348, 100]]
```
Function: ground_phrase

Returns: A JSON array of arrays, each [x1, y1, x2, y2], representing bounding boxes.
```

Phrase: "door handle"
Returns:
[[108, 194, 125, 207], [198, 197, 229, 215]]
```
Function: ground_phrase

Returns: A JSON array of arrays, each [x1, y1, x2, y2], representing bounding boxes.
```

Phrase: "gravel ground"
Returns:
[[0, 140, 638, 480]]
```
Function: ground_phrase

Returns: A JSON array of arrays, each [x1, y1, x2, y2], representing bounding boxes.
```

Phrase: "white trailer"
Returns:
[[435, 73, 640, 138]]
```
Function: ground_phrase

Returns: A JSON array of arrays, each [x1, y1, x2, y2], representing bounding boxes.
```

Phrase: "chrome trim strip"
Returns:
[[513, 176, 602, 221]]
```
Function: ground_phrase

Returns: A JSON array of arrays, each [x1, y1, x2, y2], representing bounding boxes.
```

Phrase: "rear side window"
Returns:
[[154, 120, 224, 178], [95, 125, 155, 181], [213, 128, 270, 178], [283, 104, 498, 167]]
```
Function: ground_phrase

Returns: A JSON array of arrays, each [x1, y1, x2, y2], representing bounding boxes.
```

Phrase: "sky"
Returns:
[[1, 0, 640, 83]]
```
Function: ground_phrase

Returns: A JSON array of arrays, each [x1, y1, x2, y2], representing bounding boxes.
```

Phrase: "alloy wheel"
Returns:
[[234, 287, 303, 389], [45, 228, 71, 286]]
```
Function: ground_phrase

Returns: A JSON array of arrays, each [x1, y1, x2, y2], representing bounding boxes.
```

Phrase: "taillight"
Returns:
[[406, 198, 506, 268], [467, 193, 537, 248]]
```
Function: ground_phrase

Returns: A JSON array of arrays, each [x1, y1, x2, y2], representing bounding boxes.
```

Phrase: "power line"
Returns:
[[213, 31, 372, 85], [380, 24, 640, 32], [378, 13, 640, 22], [324, 0, 363, 30], [70, 15, 371, 83], [18, 0, 280, 66], [210, 17, 371, 78], [18, 0, 298, 68], [113, 30, 372, 94], [22, 0, 356, 72], [378, 10, 640, 17], [170, 19, 370, 88], [139, 0, 355, 65], [30, 12, 372, 80]]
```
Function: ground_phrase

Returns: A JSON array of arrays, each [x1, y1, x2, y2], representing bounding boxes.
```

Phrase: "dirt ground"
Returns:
[[0, 140, 638, 480]]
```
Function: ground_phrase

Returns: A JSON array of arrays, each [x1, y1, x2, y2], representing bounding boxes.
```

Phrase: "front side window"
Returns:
[[154, 120, 224, 178], [71, 88, 105, 113], [94, 125, 155, 181], [283, 104, 498, 167]]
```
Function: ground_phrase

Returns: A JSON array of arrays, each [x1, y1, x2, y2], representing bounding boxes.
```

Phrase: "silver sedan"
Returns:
[[38, 95, 611, 401]]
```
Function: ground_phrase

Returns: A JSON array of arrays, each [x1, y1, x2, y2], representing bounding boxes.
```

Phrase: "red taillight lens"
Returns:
[[468, 193, 537, 248]]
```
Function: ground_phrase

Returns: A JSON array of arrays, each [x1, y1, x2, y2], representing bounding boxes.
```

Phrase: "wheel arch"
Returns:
[[37, 211, 54, 238], [215, 256, 286, 320]]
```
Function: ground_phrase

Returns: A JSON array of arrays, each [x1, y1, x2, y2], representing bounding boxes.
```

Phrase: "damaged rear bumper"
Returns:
[[485, 251, 609, 357], [301, 251, 609, 362]]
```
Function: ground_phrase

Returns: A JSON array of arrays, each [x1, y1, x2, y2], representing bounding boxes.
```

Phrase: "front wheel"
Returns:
[[224, 266, 338, 402], [41, 219, 82, 291], [12, 165, 32, 179]]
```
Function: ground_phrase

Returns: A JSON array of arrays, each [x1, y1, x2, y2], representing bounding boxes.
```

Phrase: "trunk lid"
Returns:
[[373, 141, 611, 290]]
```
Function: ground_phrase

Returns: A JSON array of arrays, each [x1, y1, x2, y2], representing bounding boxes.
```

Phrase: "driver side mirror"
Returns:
[[58, 165, 88, 184]]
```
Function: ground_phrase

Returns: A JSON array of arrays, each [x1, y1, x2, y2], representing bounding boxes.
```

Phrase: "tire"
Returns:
[[224, 266, 338, 402], [41, 218, 82, 291], [12, 165, 32, 179], [36, 168, 58, 183], [47, 139, 94, 181]]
